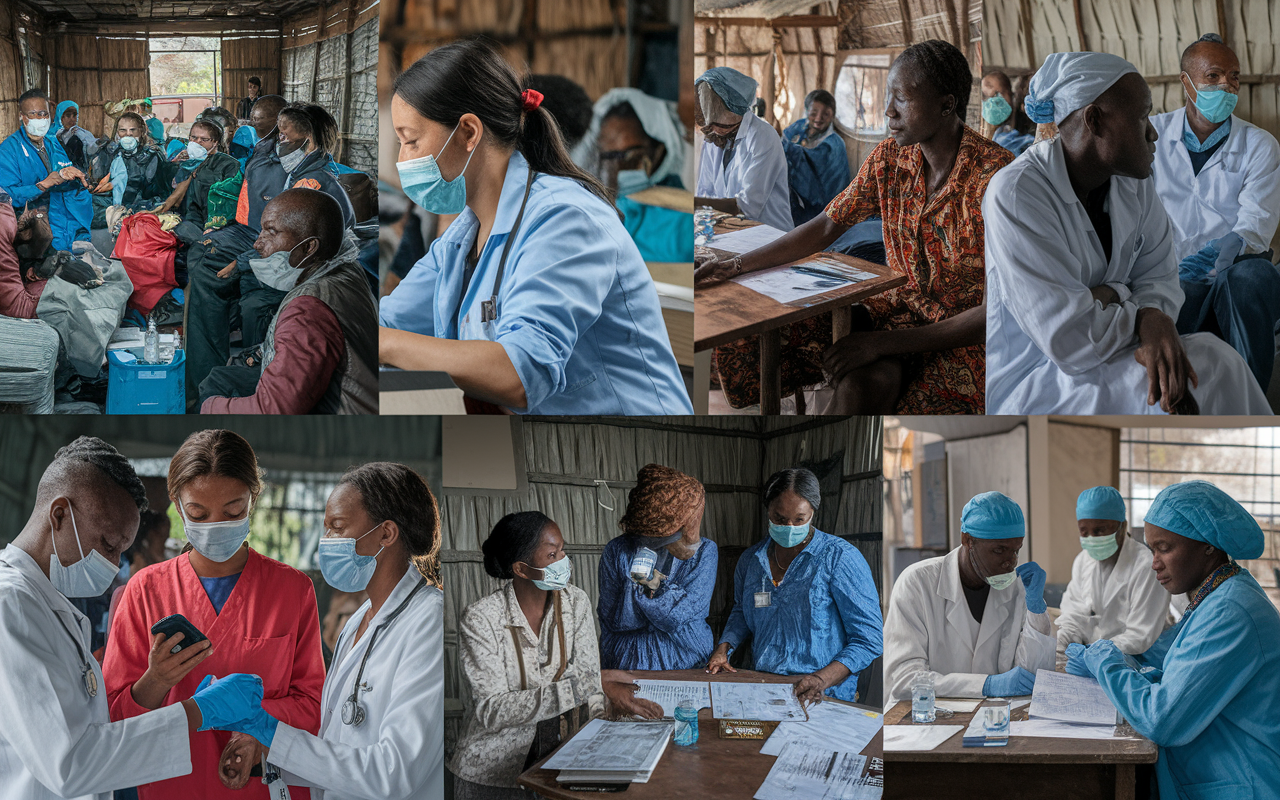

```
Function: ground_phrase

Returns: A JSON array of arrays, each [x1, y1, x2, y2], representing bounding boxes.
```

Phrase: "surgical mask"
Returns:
[[969, 544, 1018, 590], [396, 122, 475, 215], [1080, 533, 1120, 561], [529, 555, 572, 591], [179, 499, 251, 562], [249, 236, 317, 292], [48, 504, 119, 598], [186, 141, 208, 161], [278, 139, 308, 173], [1185, 76, 1238, 124], [769, 521, 810, 548], [982, 95, 1013, 127], [119, 136, 138, 152], [25, 117, 50, 138], [318, 523, 384, 592], [616, 169, 653, 197]]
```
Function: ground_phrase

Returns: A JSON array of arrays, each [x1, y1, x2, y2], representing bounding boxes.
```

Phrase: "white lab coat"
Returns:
[[0, 544, 192, 800], [883, 547, 1056, 702], [269, 568, 444, 800], [1150, 108, 1280, 262], [1055, 534, 1170, 657], [984, 136, 1271, 415], [696, 110, 794, 232]]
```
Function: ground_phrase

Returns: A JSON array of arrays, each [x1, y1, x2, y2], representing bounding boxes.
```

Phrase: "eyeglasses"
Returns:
[[23, 109, 50, 119], [599, 145, 650, 163]]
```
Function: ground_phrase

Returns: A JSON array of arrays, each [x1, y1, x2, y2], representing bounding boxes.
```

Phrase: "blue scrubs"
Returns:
[[719, 529, 883, 702], [380, 150, 693, 415], [0, 129, 92, 251], [781, 119, 851, 227], [597, 536, 717, 670], [993, 129, 1035, 157], [1088, 570, 1280, 799], [617, 176, 693, 263]]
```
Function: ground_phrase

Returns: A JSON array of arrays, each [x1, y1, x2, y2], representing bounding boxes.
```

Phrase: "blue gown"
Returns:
[[780, 119, 851, 227], [597, 536, 717, 670], [1089, 570, 1280, 799], [0, 129, 92, 251], [719, 529, 883, 702], [993, 129, 1035, 157], [616, 176, 693, 263]]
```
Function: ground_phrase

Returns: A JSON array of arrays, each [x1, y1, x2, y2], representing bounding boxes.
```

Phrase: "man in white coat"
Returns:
[[1056, 486, 1169, 666], [984, 50, 1271, 415], [0, 435, 265, 800], [694, 67, 794, 233], [884, 491, 1055, 702], [1150, 33, 1280, 393]]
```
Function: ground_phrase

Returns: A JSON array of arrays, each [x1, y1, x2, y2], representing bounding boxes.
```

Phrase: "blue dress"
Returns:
[[719, 529, 883, 702], [1090, 570, 1280, 799], [597, 536, 717, 670], [781, 119, 851, 227], [0, 129, 92, 251]]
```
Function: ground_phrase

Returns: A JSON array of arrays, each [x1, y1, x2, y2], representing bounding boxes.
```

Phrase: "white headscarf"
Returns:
[[1026, 51, 1141, 125]]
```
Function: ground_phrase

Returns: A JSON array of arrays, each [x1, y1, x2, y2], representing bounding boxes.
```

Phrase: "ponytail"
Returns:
[[393, 37, 614, 209]]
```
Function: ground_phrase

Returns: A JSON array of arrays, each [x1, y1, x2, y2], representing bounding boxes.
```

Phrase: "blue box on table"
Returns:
[[106, 349, 185, 414]]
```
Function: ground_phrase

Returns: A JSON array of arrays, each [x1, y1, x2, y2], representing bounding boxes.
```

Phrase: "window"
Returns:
[[149, 37, 222, 101], [835, 53, 894, 135]]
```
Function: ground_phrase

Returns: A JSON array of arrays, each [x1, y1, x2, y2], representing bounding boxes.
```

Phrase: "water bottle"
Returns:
[[143, 317, 158, 365], [674, 699, 699, 745], [630, 547, 658, 582], [172, 330, 182, 354], [911, 673, 936, 723]]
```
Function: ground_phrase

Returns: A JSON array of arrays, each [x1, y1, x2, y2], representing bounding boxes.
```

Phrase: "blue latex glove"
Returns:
[[1064, 643, 1093, 678], [1081, 639, 1125, 677], [1016, 562, 1047, 614], [1178, 243, 1219, 284], [237, 705, 281, 748], [982, 665, 1036, 697], [191, 673, 264, 733]]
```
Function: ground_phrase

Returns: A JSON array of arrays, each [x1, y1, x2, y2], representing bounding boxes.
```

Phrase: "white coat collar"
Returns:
[[1163, 106, 1252, 174], [938, 545, 1018, 654], [0, 543, 88, 631], [1038, 136, 1145, 271]]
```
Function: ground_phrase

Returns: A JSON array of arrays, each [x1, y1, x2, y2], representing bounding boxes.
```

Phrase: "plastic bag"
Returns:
[[112, 212, 178, 315]]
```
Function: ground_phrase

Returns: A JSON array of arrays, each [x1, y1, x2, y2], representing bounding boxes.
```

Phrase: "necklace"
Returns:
[[1184, 561, 1241, 616]]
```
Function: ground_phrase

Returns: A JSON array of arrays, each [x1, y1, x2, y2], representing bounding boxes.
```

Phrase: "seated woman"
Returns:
[[89, 112, 172, 228], [598, 464, 716, 670], [586, 88, 693, 263], [782, 89, 852, 227], [50, 100, 98, 173], [216, 462, 445, 800], [696, 40, 1013, 414], [378, 39, 692, 416], [102, 429, 325, 800], [451, 511, 605, 799], [707, 468, 882, 704], [163, 116, 242, 246]]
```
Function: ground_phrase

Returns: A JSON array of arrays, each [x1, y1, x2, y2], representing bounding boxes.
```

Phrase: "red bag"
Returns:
[[112, 213, 178, 316]]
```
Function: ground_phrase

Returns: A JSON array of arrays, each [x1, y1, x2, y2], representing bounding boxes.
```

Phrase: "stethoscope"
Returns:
[[52, 610, 98, 698], [460, 166, 536, 327], [338, 580, 427, 727]]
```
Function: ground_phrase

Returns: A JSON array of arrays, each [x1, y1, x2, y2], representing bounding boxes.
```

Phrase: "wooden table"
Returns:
[[694, 218, 906, 415], [519, 668, 883, 800], [884, 700, 1157, 800]]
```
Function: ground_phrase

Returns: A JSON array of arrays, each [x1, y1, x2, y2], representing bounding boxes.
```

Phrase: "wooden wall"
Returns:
[[0, 1, 31, 141], [221, 35, 284, 115], [48, 35, 150, 138]]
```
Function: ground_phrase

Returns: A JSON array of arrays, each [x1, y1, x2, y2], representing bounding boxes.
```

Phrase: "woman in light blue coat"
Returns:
[[378, 39, 692, 415]]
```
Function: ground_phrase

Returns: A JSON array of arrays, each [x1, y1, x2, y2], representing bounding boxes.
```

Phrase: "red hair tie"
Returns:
[[521, 89, 544, 112]]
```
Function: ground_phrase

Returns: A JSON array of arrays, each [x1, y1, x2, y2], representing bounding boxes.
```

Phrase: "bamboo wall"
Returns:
[[439, 416, 884, 752], [44, 36, 148, 138], [985, 0, 1280, 142], [221, 35, 284, 115], [0, 1, 31, 141]]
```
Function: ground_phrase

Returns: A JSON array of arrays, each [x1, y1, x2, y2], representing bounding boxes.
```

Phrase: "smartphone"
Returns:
[[150, 614, 208, 654]]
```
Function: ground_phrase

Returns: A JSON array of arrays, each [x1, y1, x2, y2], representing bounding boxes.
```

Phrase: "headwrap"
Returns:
[[1144, 480, 1264, 559], [1076, 486, 1126, 522], [572, 88, 689, 193], [1025, 51, 1140, 125], [695, 67, 758, 119], [961, 491, 1026, 540], [51, 100, 78, 136], [618, 464, 705, 538]]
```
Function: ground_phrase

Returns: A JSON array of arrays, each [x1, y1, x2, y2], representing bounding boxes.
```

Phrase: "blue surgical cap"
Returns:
[[694, 67, 758, 117], [1025, 51, 1140, 125], [961, 491, 1026, 540], [1076, 486, 1126, 522], [1144, 480, 1264, 560]]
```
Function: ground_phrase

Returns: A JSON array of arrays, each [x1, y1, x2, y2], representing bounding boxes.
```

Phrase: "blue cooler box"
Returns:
[[107, 349, 185, 414]]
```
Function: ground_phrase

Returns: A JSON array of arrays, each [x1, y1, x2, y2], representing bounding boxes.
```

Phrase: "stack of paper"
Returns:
[[710, 681, 808, 721], [961, 710, 1008, 747], [546, 719, 674, 784], [754, 742, 880, 800], [883, 725, 963, 751], [1014, 670, 1120, 740], [761, 702, 882, 756], [633, 679, 711, 718]]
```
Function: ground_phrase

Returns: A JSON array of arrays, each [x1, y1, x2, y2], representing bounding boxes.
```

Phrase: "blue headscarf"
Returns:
[[694, 67, 758, 117], [1144, 480, 1264, 559], [961, 491, 1026, 540], [1076, 486, 1126, 522], [51, 100, 78, 136]]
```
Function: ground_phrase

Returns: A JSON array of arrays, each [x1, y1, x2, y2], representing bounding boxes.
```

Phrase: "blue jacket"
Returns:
[[720, 529, 883, 702], [0, 129, 92, 250], [781, 119, 851, 227]]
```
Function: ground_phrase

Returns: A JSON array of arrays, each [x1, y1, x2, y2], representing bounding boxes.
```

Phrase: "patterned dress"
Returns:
[[715, 126, 1012, 413]]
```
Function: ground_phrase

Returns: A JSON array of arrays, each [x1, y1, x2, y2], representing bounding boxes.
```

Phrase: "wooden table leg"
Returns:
[[831, 305, 852, 342], [693, 349, 712, 416], [1114, 764, 1135, 800], [759, 329, 781, 415]]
